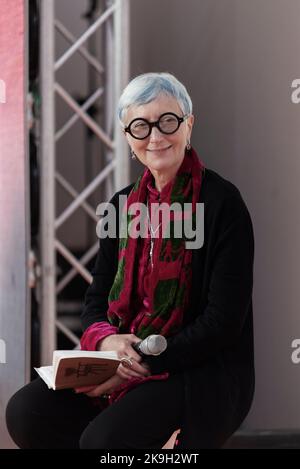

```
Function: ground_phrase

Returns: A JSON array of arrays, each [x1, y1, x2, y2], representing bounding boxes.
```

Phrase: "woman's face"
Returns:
[[123, 94, 194, 175]]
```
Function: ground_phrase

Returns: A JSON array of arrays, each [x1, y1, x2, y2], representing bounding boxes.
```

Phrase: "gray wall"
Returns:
[[0, 0, 30, 448], [130, 0, 300, 429]]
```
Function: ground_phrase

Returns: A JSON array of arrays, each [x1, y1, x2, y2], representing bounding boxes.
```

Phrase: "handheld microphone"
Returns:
[[133, 334, 167, 357]]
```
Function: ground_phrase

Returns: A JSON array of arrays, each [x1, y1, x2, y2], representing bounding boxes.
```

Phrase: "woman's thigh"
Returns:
[[6, 377, 103, 448], [80, 373, 185, 449]]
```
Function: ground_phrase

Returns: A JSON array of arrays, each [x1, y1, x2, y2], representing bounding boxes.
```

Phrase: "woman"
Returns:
[[6, 72, 255, 449]]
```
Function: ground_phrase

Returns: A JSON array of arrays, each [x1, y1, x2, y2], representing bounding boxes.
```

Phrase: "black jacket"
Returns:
[[81, 167, 255, 448]]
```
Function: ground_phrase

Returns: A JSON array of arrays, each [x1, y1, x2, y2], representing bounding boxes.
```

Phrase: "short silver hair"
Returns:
[[117, 72, 193, 126]]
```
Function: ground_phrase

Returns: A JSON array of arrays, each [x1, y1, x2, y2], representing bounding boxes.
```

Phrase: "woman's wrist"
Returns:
[[96, 333, 116, 351]]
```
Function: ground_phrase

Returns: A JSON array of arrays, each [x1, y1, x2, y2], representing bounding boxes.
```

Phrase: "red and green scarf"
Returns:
[[107, 147, 205, 340]]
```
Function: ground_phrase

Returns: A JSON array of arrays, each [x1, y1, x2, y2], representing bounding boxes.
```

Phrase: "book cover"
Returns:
[[35, 350, 120, 390]]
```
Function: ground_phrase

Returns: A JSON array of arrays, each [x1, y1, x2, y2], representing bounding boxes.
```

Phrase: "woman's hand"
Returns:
[[97, 333, 142, 361], [74, 373, 126, 398], [97, 333, 151, 379], [116, 358, 151, 380], [74, 362, 151, 398]]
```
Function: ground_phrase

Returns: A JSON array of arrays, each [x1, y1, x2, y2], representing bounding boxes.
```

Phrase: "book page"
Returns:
[[53, 350, 119, 375], [34, 366, 55, 389]]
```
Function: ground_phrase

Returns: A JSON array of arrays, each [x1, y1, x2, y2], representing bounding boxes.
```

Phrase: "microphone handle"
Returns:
[[132, 341, 147, 358]]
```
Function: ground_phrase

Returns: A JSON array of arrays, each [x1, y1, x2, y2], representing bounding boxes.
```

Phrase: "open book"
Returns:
[[35, 350, 120, 390]]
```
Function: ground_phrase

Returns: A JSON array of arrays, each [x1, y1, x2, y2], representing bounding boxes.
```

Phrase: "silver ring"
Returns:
[[121, 357, 133, 369]]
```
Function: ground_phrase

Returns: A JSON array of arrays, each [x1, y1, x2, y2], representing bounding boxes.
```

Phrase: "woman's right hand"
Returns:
[[74, 373, 126, 397], [97, 334, 151, 379]]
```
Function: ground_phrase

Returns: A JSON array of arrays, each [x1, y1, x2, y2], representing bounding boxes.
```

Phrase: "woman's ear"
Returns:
[[188, 114, 194, 130], [187, 114, 194, 139]]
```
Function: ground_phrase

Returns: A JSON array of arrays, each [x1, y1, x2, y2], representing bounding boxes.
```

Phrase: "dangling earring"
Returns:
[[186, 139, 191, 151], [131, 149, 137, 160]]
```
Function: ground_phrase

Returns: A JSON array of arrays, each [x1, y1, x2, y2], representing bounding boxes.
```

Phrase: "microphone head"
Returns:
[[140, 334, 167, 356]]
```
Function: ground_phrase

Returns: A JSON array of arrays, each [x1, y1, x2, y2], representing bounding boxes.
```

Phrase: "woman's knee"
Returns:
[[80, 425, 115, 449], [6, 378, 57, 448], [79, 419, 125, 449], [5, 385, 36, 448]]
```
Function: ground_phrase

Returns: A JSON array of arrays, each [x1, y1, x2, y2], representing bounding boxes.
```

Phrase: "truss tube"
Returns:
[[40, 0, 56, 364], [55, 172, 98, 221], [55, 87, 104, 142], [55, 240, 92, 284], [104, 3, 114, 200], [55, 83, 114, 150], [39, 0, 130, 352], [114, 0, 130, 191], [56, 319, 80, 346], [55, 159, 116, 229], [55, 19, 104, 75], [55, 3, 116, 72], [56, 242, 99, 294]]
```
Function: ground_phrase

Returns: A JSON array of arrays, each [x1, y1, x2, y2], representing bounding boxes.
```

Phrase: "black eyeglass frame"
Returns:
[[124, 112, 189, 140]]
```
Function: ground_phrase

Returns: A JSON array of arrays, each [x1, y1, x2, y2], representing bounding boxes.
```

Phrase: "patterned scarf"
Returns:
[[107, 147, 205, 340]]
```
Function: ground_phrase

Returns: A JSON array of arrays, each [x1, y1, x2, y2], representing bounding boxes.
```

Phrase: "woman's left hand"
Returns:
[[74, 360, 151, 398], [74, 373, 126, 398]]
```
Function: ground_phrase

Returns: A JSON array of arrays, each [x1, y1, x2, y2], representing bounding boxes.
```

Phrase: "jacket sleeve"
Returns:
[[143, 194, 255, 375], [80, 321, 119, 351], [80, 194, 119, 333]]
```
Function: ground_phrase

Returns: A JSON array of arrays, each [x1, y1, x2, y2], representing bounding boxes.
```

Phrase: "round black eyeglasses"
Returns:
[[124, 112, 189, 140]]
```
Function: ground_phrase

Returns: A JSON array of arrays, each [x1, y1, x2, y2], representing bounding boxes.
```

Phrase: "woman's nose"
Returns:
[[149, 125, 163, 141]]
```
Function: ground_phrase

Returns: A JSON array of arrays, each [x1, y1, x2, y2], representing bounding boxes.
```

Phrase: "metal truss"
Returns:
[[40, 0, 130, 364]]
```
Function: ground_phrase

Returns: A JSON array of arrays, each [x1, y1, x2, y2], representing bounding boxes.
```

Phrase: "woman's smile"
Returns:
[[147, 145, 172, 153]]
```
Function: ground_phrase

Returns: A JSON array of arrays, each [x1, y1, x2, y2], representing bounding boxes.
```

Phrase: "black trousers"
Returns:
[[6, 375, 185, 449]]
